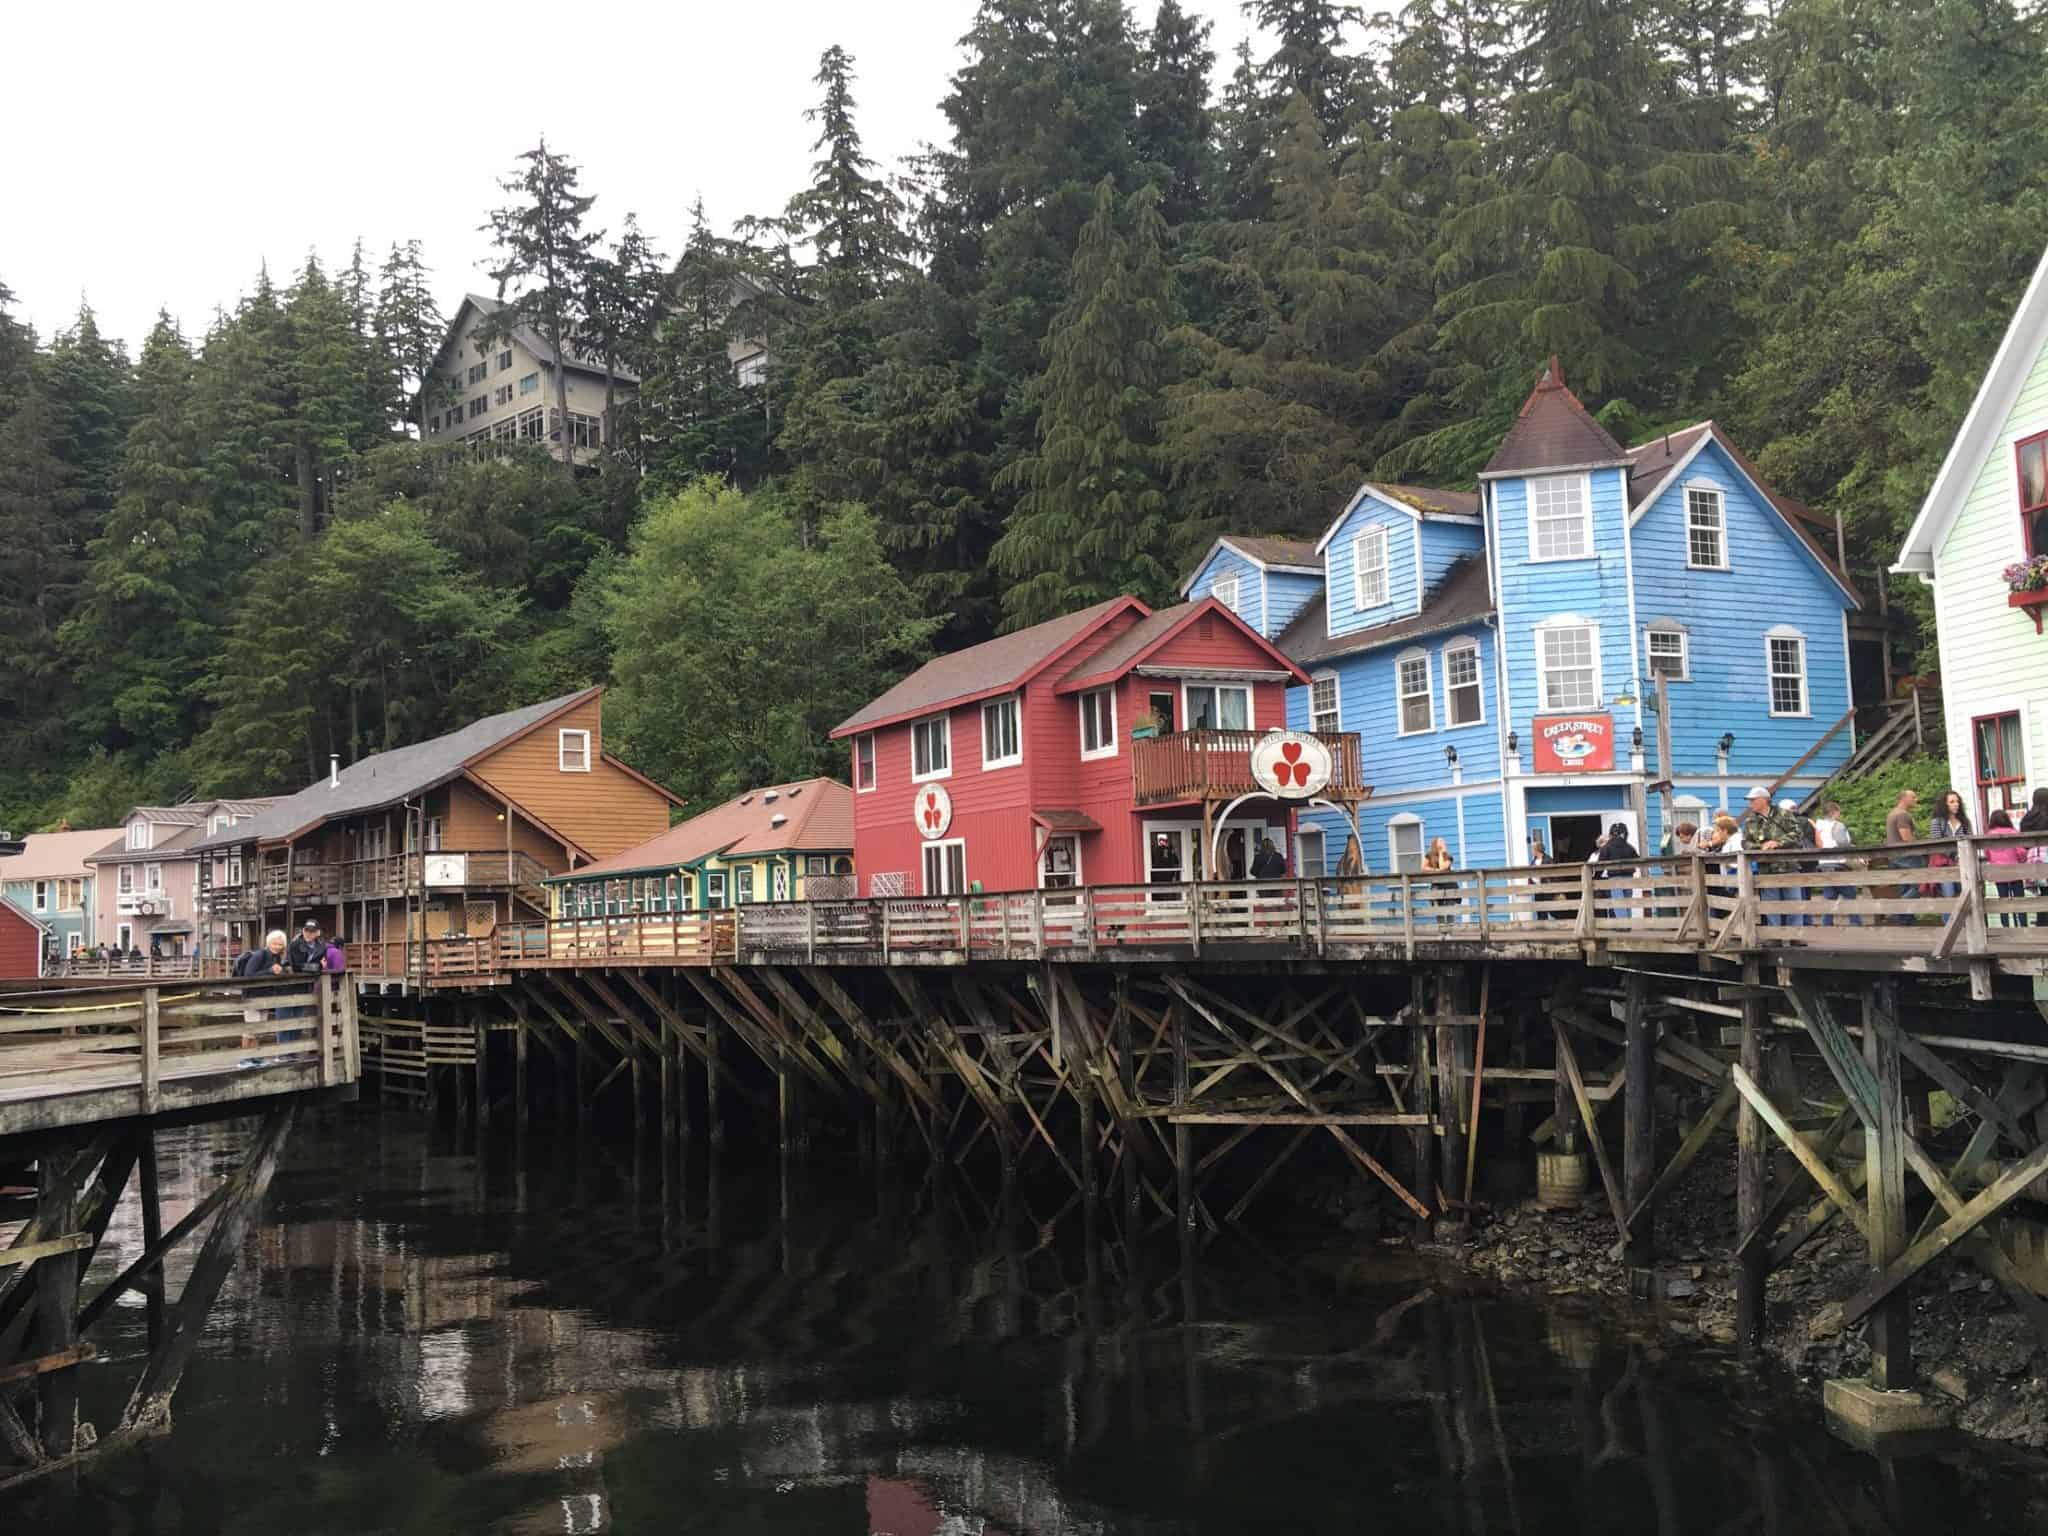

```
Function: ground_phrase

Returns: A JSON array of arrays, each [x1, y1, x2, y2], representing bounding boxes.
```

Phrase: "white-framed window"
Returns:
[[127, 822, 149, 850], [981, 695, 1022, 769], [1528, 475, 1591, 561], [1766, 627, 1809, 717], [1296, 826, 1327, 877], [494, 383, 514, 407], [854, 733, 877, 792], [519, 372, 539, 396], [492, 417, 516, 441], [424, 817, 444, 852], [57, 878, 82, 910], [1184, 683, 1250, 731], [67, 933, 82, 956], [117, 923, 132, 951], [735, 866, 755, 904], [735, 351, 769, 389], [145, 863, 163, 892], [911, 714, 951, 780], [1396, 650, 1433, 735], [1353, 525, 1389, 609], [469, 395, 487, 419], [566, 412, 602, 449], [1211, 574, 1240, 614], [1309, 673, 1341, 736], [469, 363, 487, 386], [1080, 689, 1117, 759], [210, 813, 230, 834], [1646, 626, 1689, 681], [118, 865, 135, 894], [704, 870, 727, 908], [1389, 816, 1424, 874], [517, 406, 546, 440], [31, 881, 49, 913], [228, 855, 242, 886], [559, 728, 592, 771], [921, 838, 967, 896], [497, 349, 513, 372], [1536, 621, 1600, 710], [1685, 486, 1727, 569], [1443, 641, 1483, 726]]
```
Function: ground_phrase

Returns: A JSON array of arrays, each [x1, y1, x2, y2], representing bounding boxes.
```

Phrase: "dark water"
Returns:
[[9, 1110, 2048, 1534]]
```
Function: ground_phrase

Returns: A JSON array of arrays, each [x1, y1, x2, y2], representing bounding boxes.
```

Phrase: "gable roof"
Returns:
[[0, 899, 47, 938], [188, 688, 619, 852], [553, 779, 852, 879], [436, 294, 641, 386], [831, 597, 1142, 737], [1312, 480, 1482, 555], [1481, 358, 1630, 479], [1278, 555, 1494, 667], [0, 828, 124, 882], [1898, 244, 2048, 571], [1177, 535, 1322, 596], [1056, 598, 1310, 692], [1625, 422, 1860, 605]]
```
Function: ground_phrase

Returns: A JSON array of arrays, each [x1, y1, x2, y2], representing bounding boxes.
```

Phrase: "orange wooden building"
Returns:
[[192, 687, 678, 985]]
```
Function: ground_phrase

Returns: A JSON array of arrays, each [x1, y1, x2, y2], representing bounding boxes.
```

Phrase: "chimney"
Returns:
[[329, 754, 340, 789]]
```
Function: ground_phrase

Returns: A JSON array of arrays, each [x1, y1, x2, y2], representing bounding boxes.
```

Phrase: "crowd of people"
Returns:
[[233, 919, 348, 976]]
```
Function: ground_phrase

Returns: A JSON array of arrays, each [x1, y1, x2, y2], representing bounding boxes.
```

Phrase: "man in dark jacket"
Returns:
[[1250, 837, 1287, 880], [286, 920, 325, 974]]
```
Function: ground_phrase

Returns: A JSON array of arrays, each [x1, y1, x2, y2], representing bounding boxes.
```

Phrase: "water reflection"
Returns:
[[9, 1110, 2048, 1533]]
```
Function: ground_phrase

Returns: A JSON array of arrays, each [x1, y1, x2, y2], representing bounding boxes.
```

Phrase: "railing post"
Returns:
[[959, 896, 971, 956], [881, 899, 892, 956], [1576, 862, 1596, 940], [806, 899, 817, 964], [142, 985, 161, 1115], [1032, 890, 1046, 959], [1400, 873, 1415, 958], [1083, 887, 1097, 954], [1689, 856, 1709, 943], [1736, 855, 1758, 947], [318, 973, 336, 1087], [1188, 881, 1202, 955], [1475, 870, 1490, 941], [1957, 838, 1990, 956], [1308, 877, 1324, 955]]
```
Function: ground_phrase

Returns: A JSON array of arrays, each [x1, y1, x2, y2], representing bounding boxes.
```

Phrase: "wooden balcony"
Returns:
[[202, 850, 554, 916], [1131, 729, 1365, 807]]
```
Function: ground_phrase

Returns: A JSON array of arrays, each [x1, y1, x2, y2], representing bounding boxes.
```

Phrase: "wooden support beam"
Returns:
[[1730, 1064, 1869, 1241], [1552, 1019, 1627, 1237], [614, 968, 762, 1111], [1609, 1075, 1738, 1262], [1863, 978, 1912, 1388], [1736, 983, 1769, 1352], [1621, 973, 1655, 1276]]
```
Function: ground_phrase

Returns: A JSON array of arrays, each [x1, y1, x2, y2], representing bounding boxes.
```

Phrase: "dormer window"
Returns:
[[558, 728, 591, 772], [1529, 476, 1591, 561], [1211, 574, 1240, 614], [127, 822, 149, 850], [1353, 526, 1389, 609]]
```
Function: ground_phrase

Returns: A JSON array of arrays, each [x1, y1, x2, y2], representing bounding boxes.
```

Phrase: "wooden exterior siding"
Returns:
[[0, 902, 42, 979], [469, 695, 671, 858]]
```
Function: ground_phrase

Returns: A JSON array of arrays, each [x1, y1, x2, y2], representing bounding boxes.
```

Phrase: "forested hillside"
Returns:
[[3, 0, 2042, 833]]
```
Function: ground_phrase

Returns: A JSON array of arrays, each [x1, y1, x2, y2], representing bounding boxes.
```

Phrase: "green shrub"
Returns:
[[1827, 754, 1959, 845]]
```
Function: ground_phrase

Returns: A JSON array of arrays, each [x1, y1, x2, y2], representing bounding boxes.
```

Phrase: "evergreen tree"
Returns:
[[994, 180, 1178, 625], [579, 214, 667, 461], [481, 139, 603, 476], [42, 302, 134, 562], [1216, 40, 1277, 221], [375, 240, 446, 436], [1135, 1, 1217, 228], [1246, 0, 1363, 146], [640, 199, 772, 490], [283, 255, 391, 538]]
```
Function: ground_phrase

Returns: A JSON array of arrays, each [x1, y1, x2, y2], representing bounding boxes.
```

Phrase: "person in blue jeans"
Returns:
[[1928, 790, 1971, 899], [1811, 800, 1860, 925], [1739, 786, 1805, 926]]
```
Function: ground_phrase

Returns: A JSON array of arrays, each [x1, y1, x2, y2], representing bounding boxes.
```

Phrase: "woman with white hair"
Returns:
[[237, 930, 289, 978]]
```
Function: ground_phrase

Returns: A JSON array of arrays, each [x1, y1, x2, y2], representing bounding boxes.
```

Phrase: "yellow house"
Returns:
[[545, 779, 853, 919]]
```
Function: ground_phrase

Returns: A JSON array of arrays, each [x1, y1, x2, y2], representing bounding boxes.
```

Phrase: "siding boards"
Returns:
[[469, 696, 670, 858], [1420, 519, 1485, 591], [1185, 546, 1265, 633], [1326, 499, 1417, 636], [1266, 571, 1321, 636]]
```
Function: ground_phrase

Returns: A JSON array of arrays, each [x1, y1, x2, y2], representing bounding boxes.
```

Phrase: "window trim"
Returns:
[[1764, 626, 1810, 718], [735, 865, 755, 904], [1534, 617, 1603, 712], [1210, 574, 1240, 615], [1388, 814, 1425, 875], [910, 713, 952, 783], [1182, 681, 1252, 733], [1526, 474, 1594, 563], [1079, 688, 1118, 761], [1395, 648, 1434, 737], [1296, 825, 1328, 878], [558, 728, 592, 772], [854, 732, 877, 793], [921, 837, 968, 896], [144, 862, 163, 892], [1644, 625, 1690, 682], [1442, 639, 1484, 727], [980, 694, 1023, 770], [1684, 483, 1729, 570], [1309, 672, 1341, 736], [118, 865, 135, 895], [127, 822, 149, 851], [1971, 709, 2029, 827], [31, 881, 49, 914], [1353, 525, 1390, 610], [2017, 429, 2048, 560]]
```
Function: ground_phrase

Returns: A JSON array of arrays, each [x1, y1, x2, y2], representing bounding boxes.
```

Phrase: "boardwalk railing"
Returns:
[[446, 831, 2047, 976], [0, 974, 361, 1134]]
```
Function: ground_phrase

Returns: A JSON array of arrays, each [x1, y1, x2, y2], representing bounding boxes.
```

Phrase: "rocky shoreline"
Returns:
[[1391, 1150, 2048, 1450]]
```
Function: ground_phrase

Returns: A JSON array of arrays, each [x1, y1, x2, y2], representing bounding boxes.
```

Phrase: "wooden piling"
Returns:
[[708, 1009, 724, 1149], [515, 1015, 530, 1134], [474, 1019, 489, 1129], [137, 1125, 165, 1350], [34, 1149, 82, 1457], [1864, 978, 1913, 1389], [1116, 986, 1140, 1233], [1736, 985, 1767, 1352], [1174, 1001, 1194, 1251], [1409, 980, 1434, 1235], [1622, 974, 1656, 1282]]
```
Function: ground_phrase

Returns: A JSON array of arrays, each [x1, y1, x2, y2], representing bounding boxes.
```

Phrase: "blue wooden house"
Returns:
[[1182, 362, 1860, 874]]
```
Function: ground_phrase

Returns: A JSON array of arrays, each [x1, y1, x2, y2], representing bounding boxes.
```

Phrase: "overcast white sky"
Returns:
[[12, 0, 1264, 351]]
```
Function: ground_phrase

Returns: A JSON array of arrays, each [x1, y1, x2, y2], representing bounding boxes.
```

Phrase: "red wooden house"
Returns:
[[831, 596, 1365, 897]]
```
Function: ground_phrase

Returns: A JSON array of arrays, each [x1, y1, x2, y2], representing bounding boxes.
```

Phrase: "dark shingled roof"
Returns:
[[1277, 556, 1494, 667], [189, 689, 603, 852], [1222, 535, 1321, 568], [832, 597, 1138, 736], [1357, 481, 1481, 519], [1481, 359, 1629, 478], [1058, 603, 1198, 685], [1031, 809, 1103, 834]]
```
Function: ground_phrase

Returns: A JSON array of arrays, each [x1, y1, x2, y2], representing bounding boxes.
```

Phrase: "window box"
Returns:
[[1130, 722, 1160, 740], [2009, 585, 2048, 633]]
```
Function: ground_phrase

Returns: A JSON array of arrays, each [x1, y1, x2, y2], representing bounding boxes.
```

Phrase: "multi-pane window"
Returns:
[[981, 695, 1021, 768], [1397, 652, 1433, 733], [1309, 674, 1340, 735], [854, 733, 876, 791], [567, 413, 602, 449], [517, 407, 546, 440], [1354, 526, 1389, 608], [145, 863, 163, 892], [1080, 689, 1116, 757], [1529, 476, 1591, 561], [1211, 575, 1240, 614], [735, 866, 755, 904], [1974, 711, 2027, 824], [1184, 683, 1250, 731], [494, 383, 514, 407], [1444, 643, 1482, 725], [1767, 632, 1808, 716], [497, 350, 513, 372], [2018, 430, 2048, 559], [31, 881, 48, 913], [922, 839, 967, 896], [736, 352, 769, 389], [519, 372, 539, 396], [469, 396, 487, 419], [468, 363, 487, 385], [128, 822, 149, 850], [1537, 624, 1598, 710], [118, 865, 135, 894], [1646, 627, 1689, 680], [1686, 487, 1726, 568], [559, 728, 591, 771], [492, 418, 516, 441], [911, 715, 951, 779], [1390, 820, 1424, 873]]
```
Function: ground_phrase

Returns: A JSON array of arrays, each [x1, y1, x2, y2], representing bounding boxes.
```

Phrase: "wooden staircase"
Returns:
[[1772, 684, 1941, 814]]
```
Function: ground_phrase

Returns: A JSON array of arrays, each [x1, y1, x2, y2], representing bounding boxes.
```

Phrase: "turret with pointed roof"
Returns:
[[1480, 357, 1629, 479]]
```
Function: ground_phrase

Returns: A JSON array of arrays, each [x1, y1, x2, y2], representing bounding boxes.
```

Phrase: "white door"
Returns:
[[1146, 826, 1194, 900]]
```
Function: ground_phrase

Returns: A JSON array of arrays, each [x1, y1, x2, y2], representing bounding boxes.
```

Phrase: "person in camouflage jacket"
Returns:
[[1739, 786, 1807, 926]]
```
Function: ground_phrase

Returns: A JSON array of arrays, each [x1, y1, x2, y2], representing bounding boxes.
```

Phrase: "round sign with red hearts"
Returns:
[[1249, 729, 1334, 799], [913, 782, 953, 839]]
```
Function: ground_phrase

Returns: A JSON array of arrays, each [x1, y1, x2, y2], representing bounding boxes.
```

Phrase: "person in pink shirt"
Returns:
[[1985, 809, 2027, 927]]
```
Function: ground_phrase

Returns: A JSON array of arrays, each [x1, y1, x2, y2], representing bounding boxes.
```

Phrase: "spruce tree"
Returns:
[[0, 285, 75, 785], [640, 199, 770, 490], [481, 139, 603, 476], [994, 179, 1178, 626], [579, 214, 667, 462], [375, 240, 446, 437], [1246, 0, 1363, 147], [1135, 1, 1217, 228]]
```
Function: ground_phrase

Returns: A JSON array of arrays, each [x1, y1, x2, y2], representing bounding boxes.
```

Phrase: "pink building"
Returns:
[[88, 799, 276, 958]]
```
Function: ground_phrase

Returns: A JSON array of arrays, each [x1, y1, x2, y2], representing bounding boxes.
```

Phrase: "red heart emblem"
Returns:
[[1288, 762, 1310, 786], [1279, 741, 1303, 764]]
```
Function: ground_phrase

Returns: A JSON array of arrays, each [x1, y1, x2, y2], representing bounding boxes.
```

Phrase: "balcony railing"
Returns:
[[1131, 728, 1365, 806], [202, 850, 554, 914]]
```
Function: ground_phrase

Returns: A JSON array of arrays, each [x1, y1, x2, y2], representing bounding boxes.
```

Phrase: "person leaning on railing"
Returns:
[[2023, 789, 2048, 927], [1810, 800, 1861, 927], [1740, 786, 1806, 928]]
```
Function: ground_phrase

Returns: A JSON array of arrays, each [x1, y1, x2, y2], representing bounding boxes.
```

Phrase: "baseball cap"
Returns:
[[1745, 785, 1769, 800], [1778, 798, 1797, 811], [301, 919, 319, 930]]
